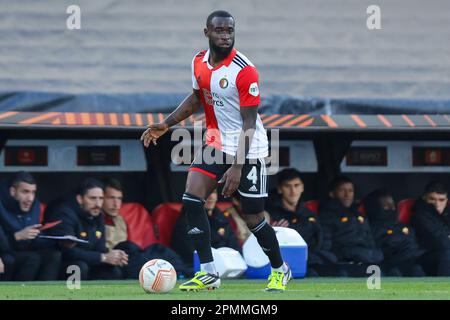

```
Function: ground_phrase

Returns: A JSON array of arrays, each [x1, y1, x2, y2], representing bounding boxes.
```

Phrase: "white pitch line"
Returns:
[[217, 289, 450, 294]]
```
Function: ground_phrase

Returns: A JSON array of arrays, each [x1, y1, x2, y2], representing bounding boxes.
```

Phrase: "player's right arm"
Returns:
[[141, 89, 201, 148], [141, 54, 203, 148]]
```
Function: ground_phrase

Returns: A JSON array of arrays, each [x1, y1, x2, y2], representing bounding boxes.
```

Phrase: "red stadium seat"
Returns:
[[120, 203, 158, 249], [166, 202, 182, 212], [397, 199, 416, 224], [305, 200, 319, 213], [151, 203, 183, 247]]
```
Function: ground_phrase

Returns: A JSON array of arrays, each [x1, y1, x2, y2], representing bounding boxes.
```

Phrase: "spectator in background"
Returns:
[[364, 188, 425, 276], [102, 178, 191, 278], [171, 189, 241, 266], [0, 171, 61, 280], [44, 178, 126, 280], [319, 176, 383, 276], [411, 181, 450, 276], [266, 169, 340, 277]]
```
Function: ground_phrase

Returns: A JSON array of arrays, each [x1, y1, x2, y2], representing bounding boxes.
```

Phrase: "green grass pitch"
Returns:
[[0, 278, 449, 300]]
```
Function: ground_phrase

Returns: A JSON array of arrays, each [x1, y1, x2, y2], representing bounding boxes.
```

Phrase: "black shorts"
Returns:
[[189, 145, 268, 213]]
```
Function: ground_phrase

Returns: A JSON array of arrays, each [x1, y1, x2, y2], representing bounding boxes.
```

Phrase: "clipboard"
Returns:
[[38, 220, 62, 231], [38, 235, 89, 244]]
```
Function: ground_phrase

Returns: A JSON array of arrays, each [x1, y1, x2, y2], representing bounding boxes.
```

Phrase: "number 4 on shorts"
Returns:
[[247, 166, 258, 184]]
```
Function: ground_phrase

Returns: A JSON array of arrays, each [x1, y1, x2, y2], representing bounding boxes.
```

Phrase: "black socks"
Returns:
[[182, 193, 213, 263], [250, 219, 284, 268]]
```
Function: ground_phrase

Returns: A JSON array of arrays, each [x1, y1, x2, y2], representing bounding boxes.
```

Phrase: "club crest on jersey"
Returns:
[[249, 82, 259, 97], [219, 78, 228, 89]]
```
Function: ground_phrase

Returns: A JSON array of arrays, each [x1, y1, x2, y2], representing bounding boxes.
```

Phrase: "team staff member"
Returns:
[[0, 225, 15, 281], [102, 178, 191, 278], [45, 178, 127, 280], [0, 171, 61, 280], [411, 181, 450, 276], [364, 188, 425, 276], [319, 176, 383, 276]]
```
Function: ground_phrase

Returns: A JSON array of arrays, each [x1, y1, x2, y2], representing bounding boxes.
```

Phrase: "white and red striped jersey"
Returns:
[[191, 48, 268, 159]]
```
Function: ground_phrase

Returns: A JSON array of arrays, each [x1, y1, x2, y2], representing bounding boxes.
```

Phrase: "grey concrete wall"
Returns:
[[1, 0, 449, 99]]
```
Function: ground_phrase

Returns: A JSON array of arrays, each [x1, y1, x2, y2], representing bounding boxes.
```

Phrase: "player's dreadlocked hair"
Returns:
[[206, 10, 234, 27]]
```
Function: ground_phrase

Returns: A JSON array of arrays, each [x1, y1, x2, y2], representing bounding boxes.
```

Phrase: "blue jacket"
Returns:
[[0, 179, 52, 251]]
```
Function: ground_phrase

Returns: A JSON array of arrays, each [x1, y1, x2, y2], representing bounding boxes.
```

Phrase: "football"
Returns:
[[139, 259, 177, 293]]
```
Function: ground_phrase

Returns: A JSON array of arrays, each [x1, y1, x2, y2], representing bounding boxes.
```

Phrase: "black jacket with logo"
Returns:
[[44, 196, 107, 265], [319, 198, 383, 264], [411, 198, 450, 252], [266, 196, 337, 265], [364, 194, 424, 265]]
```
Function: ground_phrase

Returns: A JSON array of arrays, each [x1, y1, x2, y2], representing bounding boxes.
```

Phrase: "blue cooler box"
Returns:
[[243, 227, 308, 279], [245, 245, 307, 279]]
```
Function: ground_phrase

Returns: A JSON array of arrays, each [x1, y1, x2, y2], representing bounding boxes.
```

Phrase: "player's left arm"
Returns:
[[219, 65, 260, 198]]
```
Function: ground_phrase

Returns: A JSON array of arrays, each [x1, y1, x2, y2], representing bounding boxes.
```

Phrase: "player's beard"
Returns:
[[209, 38, 234, 61]]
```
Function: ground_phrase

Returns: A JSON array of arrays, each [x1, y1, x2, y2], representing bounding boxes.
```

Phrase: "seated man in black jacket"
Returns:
[[0, 224, 41, 282], [319, 176, 383, 276], [364, 188, 425, 276], [411, 181, 450, 276], [45, 178, 127, 280], [171, 189, 240, 266], [0, 224, 15, 281], [266, 169, 341, 277], [0, 171, 61, 281]]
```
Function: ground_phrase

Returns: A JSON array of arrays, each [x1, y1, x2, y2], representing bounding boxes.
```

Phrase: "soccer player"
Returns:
[[141, 10, 291, 292]]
